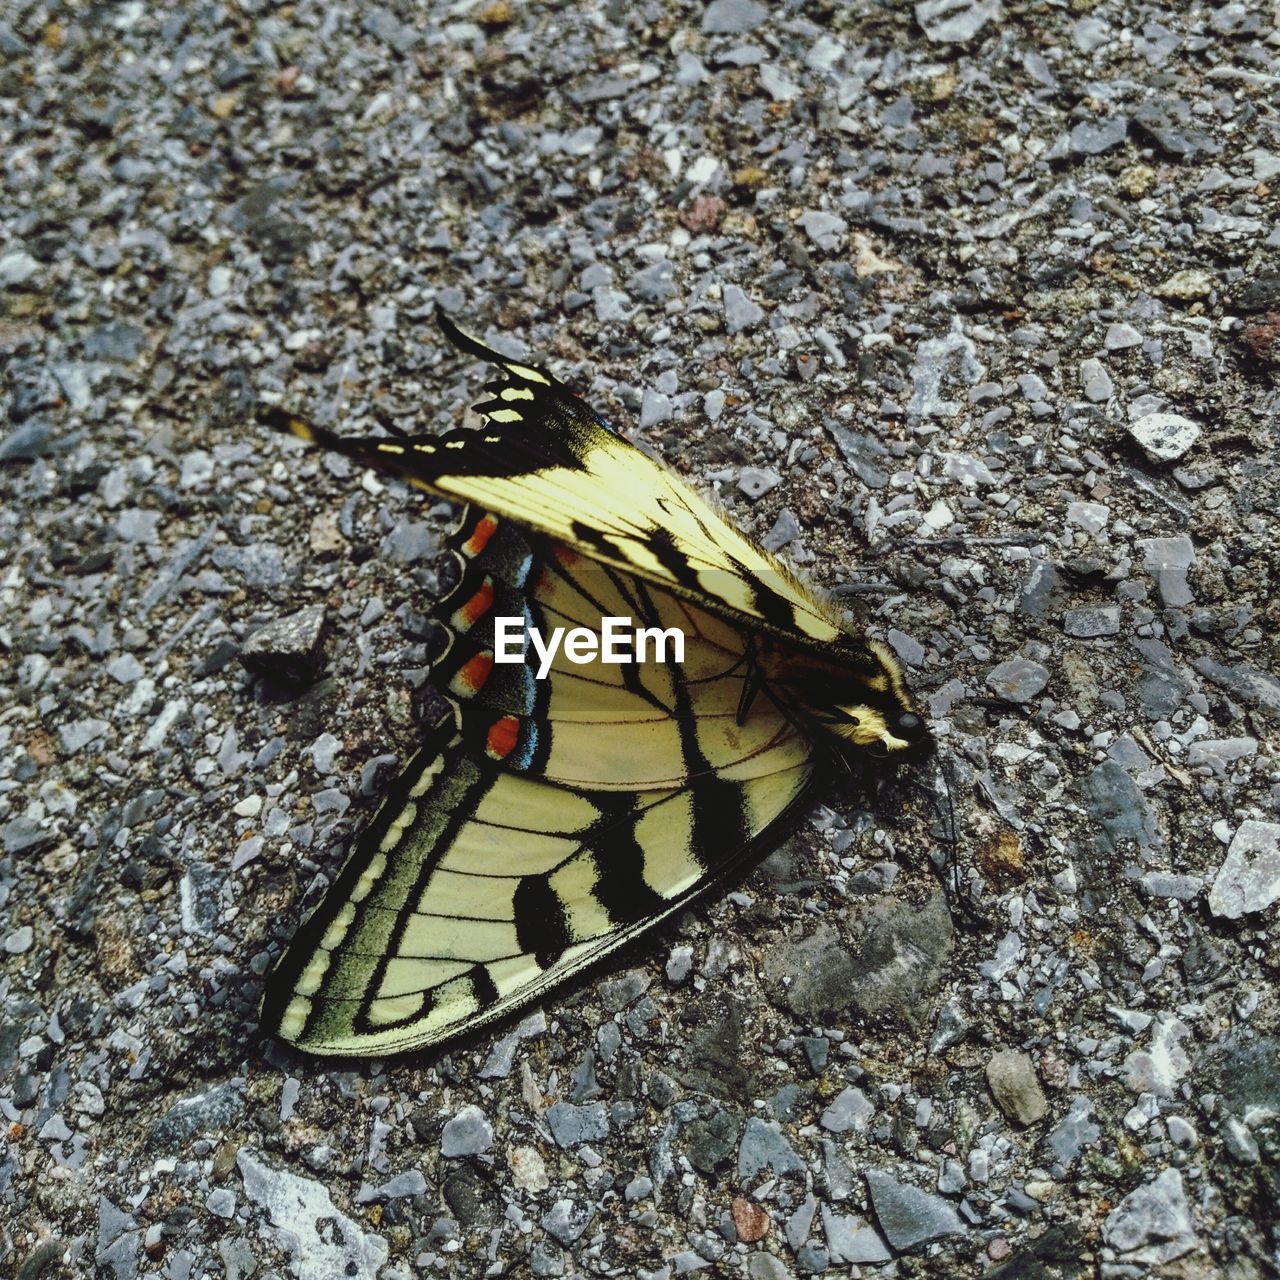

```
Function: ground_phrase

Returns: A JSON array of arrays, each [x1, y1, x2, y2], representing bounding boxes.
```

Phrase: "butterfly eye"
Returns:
[[895, 712, 924, 740]]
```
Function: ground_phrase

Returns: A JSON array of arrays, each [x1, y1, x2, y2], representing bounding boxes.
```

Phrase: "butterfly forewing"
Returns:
[[265, 311, 848, 657]]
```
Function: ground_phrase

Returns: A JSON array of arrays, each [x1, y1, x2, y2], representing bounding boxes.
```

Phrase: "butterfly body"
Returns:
[[258, 310, 927, 1056]]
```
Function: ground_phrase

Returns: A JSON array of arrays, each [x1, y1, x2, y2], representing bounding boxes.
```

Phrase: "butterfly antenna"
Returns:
[[930, 751, 989, 931], [896, 748, 987, 930]]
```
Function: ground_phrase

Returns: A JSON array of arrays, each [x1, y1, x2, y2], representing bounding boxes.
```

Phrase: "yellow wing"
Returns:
[[260, 514, 817, 1055], [261, 309, 851, 657]]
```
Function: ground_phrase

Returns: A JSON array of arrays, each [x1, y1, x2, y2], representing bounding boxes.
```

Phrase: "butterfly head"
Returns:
[[817, 703, 929, 758], [770, 638, 930, 762]]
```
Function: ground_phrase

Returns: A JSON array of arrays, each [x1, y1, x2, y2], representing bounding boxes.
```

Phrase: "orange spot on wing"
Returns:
[[454, 579, 494, 629], [463, 515, 499, 557], [486, 715, 520, 760], [553, 544, 580, 567], [453, 653, 494, 695]]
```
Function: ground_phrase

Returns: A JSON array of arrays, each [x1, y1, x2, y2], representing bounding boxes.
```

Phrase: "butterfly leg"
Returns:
[[735, 640, 765, 727]]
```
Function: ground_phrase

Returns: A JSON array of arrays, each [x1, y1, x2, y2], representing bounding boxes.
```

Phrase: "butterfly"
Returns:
[[256, 308, 930, 1056]]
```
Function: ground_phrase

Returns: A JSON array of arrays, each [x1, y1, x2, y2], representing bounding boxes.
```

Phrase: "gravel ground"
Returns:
[[3, 0, 1279, 1276]]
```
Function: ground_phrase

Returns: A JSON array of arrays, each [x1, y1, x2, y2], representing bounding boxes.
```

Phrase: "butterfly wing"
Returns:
[[261, 514, 818, 1056], [262, 310, 853, 658]]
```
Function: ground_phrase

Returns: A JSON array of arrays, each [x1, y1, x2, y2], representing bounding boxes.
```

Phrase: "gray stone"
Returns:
[[723, 285, 765, 334], [794, 1242, 829, 1271], [599, 970, 650, 1011], [1073, 16, 1110, 51], [546, 1101, 609, 1148], [1105, 322, 1143, 351], [180, 861, 224, 935], [760, 922, 856, 1023], [106, 654, 145, 683], [683, 1107, 742, 1174], [1018, 560, 1060, 615], [942, 452, 996, 486], [865, 1169, 965, 1250], [140, 529, 215, 615], [0, 249, 40, 287], [441, 1104, 494, 1157], [1045, 1097, 1100, 1164], [738, 1117, 805, 1180], [1222, 1116, 1260, 1163], [1134, 97, 1219, 160], [624, 1175, 653, 1202], [1122, 1014, 1191, 1099], [478, 1011, 546, 1079], [666, 945, 694, 983], [357, 1169, 427, 1202], [747, 1255, 790, 1280], [60, 718, 109, 754], [827, 424, 890, 488], [820, 1140, 854, 1201], [1138, 535, 1195, 607], [833, 893, 953, 1029], [986, 1050, 1048, 1124], [1, 417, 58, 463], [1139, 872, 1203, 900], [383, 519, 439, 563], [1066, 500, 1109, 534], [1102, 1168, 1193, 1253], [1069, 117, 1128, 156], [985, 657, 1049, 703], [98, 1196, 135, 1251], [787, 1198, 818, 1255], [759, 63, 800, 103], [3, 816, 53, 855], [1215, 1037, 1280, 1122], [1128, 412, 1201, 464], [797, 210, 847, 245], [639, 389, 673, 428], [84, 321, 145, 362], [212, 542, 288, 588], [238, 1149, 388, 1280], [738, 467, 781, 499], [97, 1232, 141, 1280], [1186, 738, 1257, 772], [915, 0, 1001, 43], [887, 629, 925, 667], [205, 1188, 236, 1218], [679, 993, 755, 1101], [239, 605, 328, 685], [147, 1081, 244, 1151], [820, 1086, 874, 1134], [908, 326, 985, 417], [1208, 821, 1280, 919], [762, 508, 803, 552], [701, 0, 767, 34], [1193, 657, 1280, 719], [541, 1198, 595, 1246], [1081, 760, 1158, 852], [822, 1206, 892, 1264], [1079, 358, 1113, 402], [1063, 606, 1120, 638], [627, 259, 676, 302]]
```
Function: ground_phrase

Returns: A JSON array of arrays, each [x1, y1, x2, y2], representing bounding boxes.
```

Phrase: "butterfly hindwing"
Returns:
[[262, 516, 818, 1055]]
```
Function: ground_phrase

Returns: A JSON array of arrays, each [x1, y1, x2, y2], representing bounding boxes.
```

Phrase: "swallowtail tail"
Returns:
[[257, 310, 929, 1056]]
